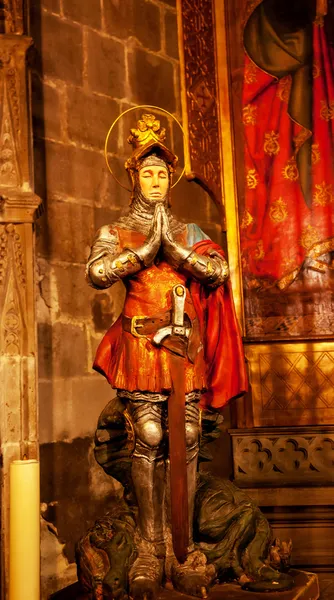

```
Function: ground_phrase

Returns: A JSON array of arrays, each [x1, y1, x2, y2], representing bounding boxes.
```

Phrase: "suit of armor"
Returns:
[[86, 115, 246, 599]]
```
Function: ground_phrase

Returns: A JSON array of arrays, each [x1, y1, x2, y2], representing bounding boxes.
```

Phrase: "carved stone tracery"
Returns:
[[231, 428, 334, 486], [0, 223, 27, 355], [0, 81, 20, 187], [2, 274, 23, 354], [179, 0, 222, 203]]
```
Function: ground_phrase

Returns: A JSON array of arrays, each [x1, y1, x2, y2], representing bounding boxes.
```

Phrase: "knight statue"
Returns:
[[79, 113, 292, 599]]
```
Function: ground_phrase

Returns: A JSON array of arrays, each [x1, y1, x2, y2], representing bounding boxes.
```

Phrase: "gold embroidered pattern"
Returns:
[[320, 100, 334, 122], [299, 225, 319, 249], [240, 210, 254, 229], [276, 76, 292, 103], [312, 61, 321, 79], [312, 143, 321, 165], [313, 182, 333, 206], [254, 240, 265, 260], [243, 104, 257, 125], [244, 61, 258, 84], [282, 158, 299, 181], [246, 168, 259, 189], [269, 198, 288, 223], [241, 252, 248, 269], [264, 131, 280, 156]]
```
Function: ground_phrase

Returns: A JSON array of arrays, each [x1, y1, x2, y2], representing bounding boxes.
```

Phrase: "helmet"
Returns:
[[125, 113, 178, 190]]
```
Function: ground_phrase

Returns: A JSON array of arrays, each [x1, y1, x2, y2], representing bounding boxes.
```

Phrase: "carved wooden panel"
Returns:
[[2, 0, 24, 34], [177, 0, 222, 205], [230, 426, 334, 487], [245, 341, 334, 427]]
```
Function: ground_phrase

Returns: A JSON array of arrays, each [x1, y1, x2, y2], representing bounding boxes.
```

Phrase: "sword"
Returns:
[[153, 285, 189, 564], [153, 285, 191, 345]]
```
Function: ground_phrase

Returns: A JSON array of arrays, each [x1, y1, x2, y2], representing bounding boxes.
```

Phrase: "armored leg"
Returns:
[[126, 400, 166, 549], [185, 401, 200, 550], [126, 400, 167, 599]]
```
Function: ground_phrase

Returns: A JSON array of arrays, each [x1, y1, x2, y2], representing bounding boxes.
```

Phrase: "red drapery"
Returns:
[[241, 9, 334, 290]]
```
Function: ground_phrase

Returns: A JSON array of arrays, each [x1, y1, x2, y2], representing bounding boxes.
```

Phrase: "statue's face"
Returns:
[[138, 164, 169, 203]]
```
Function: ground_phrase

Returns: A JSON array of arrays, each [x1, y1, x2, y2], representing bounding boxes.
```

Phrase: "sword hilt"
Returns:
[[172, 285, 186, 327], [152, 285, 188, 345]]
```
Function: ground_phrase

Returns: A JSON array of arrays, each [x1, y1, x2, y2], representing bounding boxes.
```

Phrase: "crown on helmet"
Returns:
[[125, 113, 178, 181]]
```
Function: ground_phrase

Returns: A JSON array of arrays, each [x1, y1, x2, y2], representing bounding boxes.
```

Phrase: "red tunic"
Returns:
[[94, 227, 207, 393], [93, 232, 248, 410]]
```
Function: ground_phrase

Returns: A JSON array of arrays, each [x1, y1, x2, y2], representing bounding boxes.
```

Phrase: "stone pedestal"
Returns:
[[50, 570, 319, 600], [205, 571, 319, 600]]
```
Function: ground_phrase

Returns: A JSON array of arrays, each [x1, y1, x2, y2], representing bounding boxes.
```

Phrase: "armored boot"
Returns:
[[126, 400, 166, 600]]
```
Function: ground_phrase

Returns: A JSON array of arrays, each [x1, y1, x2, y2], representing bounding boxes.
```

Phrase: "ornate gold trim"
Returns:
[[176, 4, 192, 182], [213, 0, 245, 332]]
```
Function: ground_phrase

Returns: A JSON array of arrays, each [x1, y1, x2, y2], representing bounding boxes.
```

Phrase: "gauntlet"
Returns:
[[182, 250, 229, 289], [87, 205, 163, 289], [161, 207, 229, 289]]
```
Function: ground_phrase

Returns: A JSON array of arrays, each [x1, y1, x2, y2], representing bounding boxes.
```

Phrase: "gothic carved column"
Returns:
[[0, 5, 42, 597]]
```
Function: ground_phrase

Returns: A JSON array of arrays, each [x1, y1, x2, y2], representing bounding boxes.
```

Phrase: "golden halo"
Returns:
[[104, 104, 185, 191]]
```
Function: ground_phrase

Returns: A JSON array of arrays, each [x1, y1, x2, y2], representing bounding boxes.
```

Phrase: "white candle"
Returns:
[[9, 459, 40, 600]]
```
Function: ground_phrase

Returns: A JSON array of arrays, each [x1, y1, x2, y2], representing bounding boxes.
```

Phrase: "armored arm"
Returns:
[[86, 206, 162, 289], [180, 249, 229, 288], [163, 244, 229, 289], [160, 209, 229, 289], [86, 225, 139, 289]]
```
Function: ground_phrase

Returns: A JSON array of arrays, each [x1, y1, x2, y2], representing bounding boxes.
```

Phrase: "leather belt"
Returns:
[[122, 311, 191, 338]]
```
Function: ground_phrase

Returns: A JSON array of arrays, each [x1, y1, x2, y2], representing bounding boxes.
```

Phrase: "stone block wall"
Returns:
[[29, 0, 222, 595]]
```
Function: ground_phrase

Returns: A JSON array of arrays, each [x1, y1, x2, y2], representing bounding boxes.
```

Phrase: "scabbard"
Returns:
[[168, 353, 188, 564]]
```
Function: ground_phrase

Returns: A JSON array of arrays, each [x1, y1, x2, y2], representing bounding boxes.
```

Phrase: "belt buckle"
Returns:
[[130, 315, 145, 338]]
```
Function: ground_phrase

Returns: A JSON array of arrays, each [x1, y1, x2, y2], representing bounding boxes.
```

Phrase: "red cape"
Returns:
[[93, 239, 248, 411], [190, 240, 248, 410]]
